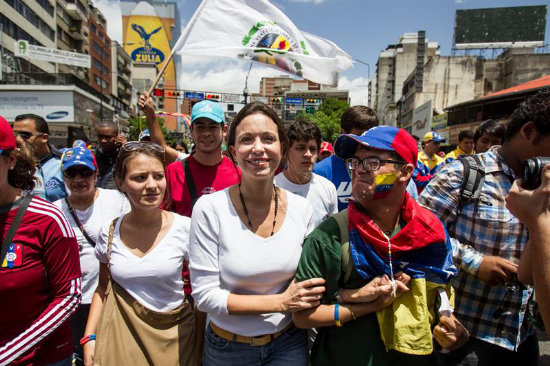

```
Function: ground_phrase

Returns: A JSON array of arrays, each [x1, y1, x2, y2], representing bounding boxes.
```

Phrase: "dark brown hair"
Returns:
[[505, 89, 550, 141], [474, 119, 505, 143], [226, 102, 289, 159], [2, 135, 37, 191], [286, 118, 322, 150], [340, 106, 379, 134]]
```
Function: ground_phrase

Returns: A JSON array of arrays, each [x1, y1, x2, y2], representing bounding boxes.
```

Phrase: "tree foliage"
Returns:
[[298, 99, 349, 143], [128, 115, 175, 145]]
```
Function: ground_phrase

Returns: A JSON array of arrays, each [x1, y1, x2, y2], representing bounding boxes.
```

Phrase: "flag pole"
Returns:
[[147, 47, 177, 95]]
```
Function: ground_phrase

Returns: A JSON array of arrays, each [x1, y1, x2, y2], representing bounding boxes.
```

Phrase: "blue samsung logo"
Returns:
[[47, 111, 69, 119]]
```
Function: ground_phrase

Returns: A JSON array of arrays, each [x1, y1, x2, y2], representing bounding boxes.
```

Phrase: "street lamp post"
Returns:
[[98, 41, 134, 121], [243, 62, 253, 104], [353, 59, 370, 81]]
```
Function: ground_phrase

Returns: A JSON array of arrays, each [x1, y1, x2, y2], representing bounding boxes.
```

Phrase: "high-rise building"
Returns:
[[56, 0, 89, 82], [88, 3, 112, 115], [371, 31, 440, 126], [0, 0, 57, 75]]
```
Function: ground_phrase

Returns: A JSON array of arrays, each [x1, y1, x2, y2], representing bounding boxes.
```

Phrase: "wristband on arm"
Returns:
[[79, 334, 96, 346], [334, 303, 342, 327]]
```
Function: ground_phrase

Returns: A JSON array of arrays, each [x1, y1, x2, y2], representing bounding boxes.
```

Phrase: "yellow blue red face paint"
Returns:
[[373, 173, 397, 199]]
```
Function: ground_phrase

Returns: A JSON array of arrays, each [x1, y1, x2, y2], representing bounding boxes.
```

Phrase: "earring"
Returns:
[[9, 166, 14, 170]]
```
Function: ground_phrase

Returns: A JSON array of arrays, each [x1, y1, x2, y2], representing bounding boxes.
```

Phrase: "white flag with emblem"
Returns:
[[173, 0, 353, 86]]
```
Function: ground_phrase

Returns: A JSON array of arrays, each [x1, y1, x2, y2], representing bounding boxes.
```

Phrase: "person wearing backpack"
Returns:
[[293, 126, 468, 366], [418, 90, 550, 366]]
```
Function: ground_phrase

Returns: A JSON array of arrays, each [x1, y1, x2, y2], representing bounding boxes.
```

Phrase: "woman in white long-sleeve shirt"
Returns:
[[189, 102, 326, 366]]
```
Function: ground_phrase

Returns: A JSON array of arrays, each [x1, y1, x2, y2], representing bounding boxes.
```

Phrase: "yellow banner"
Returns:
[[124, 14, 175, 82]]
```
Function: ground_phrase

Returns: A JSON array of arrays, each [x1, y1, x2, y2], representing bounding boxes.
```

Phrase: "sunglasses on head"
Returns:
[[122, 141, 165, 154], [63, 167, 95, 179]]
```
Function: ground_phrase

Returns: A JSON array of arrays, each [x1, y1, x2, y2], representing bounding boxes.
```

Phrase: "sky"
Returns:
[[93, 0, 550, 105]]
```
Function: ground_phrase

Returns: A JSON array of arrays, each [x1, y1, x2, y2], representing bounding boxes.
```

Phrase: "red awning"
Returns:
[[482, 75, 550, 98]]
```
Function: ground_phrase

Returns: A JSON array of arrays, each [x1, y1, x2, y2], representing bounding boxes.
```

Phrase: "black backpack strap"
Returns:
[[457, 155, 485, 215], [183, 158, 199, 210], [1, 194, 33, 264]]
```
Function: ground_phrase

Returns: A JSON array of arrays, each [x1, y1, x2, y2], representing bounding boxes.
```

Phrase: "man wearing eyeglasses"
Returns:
[[294, 126, 468, 366], [413, 131, 446, 194], [13, 114, 66, 202]]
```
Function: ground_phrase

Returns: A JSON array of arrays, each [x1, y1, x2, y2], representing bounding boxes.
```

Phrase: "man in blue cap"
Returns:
[[413, 131, 446, 193], [294, 126, 467, 366]]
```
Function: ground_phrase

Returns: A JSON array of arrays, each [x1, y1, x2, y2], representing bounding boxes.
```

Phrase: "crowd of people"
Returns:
[[0, 88, 549, 366]]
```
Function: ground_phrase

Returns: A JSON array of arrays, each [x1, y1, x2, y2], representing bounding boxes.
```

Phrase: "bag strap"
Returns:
[[65, 198, 96, 247], [333, 210, 353, 283], [183, 158, 199, 210], [457, 155, 485, 215], [1, 194, 33, 264], [106, 217, 119, 270]]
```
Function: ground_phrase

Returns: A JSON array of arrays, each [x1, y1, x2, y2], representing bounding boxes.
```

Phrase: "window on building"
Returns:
[[6, 0, 54, 41]]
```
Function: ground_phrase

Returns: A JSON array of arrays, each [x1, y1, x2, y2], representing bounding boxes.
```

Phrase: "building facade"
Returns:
[[371, 31, 440, 126]]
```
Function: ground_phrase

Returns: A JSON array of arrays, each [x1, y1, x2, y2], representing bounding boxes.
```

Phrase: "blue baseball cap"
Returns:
[[61, 147, 97, 172], [335, 126, 418, 166], [423, 131, 445, 143], [191, 100, 224, 124]]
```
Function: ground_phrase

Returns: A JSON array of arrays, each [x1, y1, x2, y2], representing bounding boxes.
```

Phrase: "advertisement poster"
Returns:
[[0, 91, 74, 123], [123, 1, 176, 82], [411, 100, 433, 138]]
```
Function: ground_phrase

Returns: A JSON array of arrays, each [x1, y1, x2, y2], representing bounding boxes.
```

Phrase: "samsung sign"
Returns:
[[0, 91, 74, 123], [47, 111, 70, 120]]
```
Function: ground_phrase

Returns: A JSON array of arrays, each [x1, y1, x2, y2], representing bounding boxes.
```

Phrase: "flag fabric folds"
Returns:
[[173, 0, 353, 86]]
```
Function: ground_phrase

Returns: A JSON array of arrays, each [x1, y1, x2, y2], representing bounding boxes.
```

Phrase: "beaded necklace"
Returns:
[[377, 215, 401, 297], [238, 183, 279, 236]]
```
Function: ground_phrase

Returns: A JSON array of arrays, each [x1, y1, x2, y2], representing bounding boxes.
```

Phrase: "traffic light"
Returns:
[[306, 99, 319, 104], [272, 97, 283, 103], [153, 88, 164, 97], [306, 106, 315, 114], [205, 93, 220, 101], [165, 91, 180, 97]]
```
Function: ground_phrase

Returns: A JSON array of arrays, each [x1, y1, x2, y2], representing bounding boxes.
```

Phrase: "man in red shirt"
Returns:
[[163, 100, 241, 216]]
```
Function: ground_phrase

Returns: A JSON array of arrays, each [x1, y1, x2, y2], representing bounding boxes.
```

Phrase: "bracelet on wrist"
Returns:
[[345, 304, 357, 320], [79, 334, 96, 346], [334, 303, 343, 327]]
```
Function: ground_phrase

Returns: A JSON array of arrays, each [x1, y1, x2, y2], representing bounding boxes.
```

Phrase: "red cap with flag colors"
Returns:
[[0, 115, 16, 153], [334, 126, 418, 166]]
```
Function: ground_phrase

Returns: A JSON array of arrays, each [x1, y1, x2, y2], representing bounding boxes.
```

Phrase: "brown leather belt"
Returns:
[[210, 321, 292, 346]]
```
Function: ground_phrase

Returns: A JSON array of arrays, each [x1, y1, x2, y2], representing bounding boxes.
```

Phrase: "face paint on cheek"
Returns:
[[373, 173, 397, 199]]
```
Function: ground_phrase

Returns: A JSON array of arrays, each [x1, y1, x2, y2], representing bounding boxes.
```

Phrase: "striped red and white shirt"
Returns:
[[0, 196, 81, 365]]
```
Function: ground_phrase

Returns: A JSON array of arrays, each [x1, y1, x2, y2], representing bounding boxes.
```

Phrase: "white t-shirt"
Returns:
[[95, 212, 190, 312], [275, 172, 338, 227], [189, 188, 314, 337], [54, 188, 130, 304]]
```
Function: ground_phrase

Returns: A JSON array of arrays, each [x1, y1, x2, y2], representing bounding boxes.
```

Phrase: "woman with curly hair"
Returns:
[[0, 115, 81, 365]]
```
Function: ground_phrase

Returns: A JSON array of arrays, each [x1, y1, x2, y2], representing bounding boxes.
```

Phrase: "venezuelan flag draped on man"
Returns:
[[171, 0, 353, 87]]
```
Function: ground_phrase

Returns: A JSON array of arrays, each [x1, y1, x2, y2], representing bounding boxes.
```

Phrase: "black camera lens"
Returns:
[[522, 157, 550, 190]]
